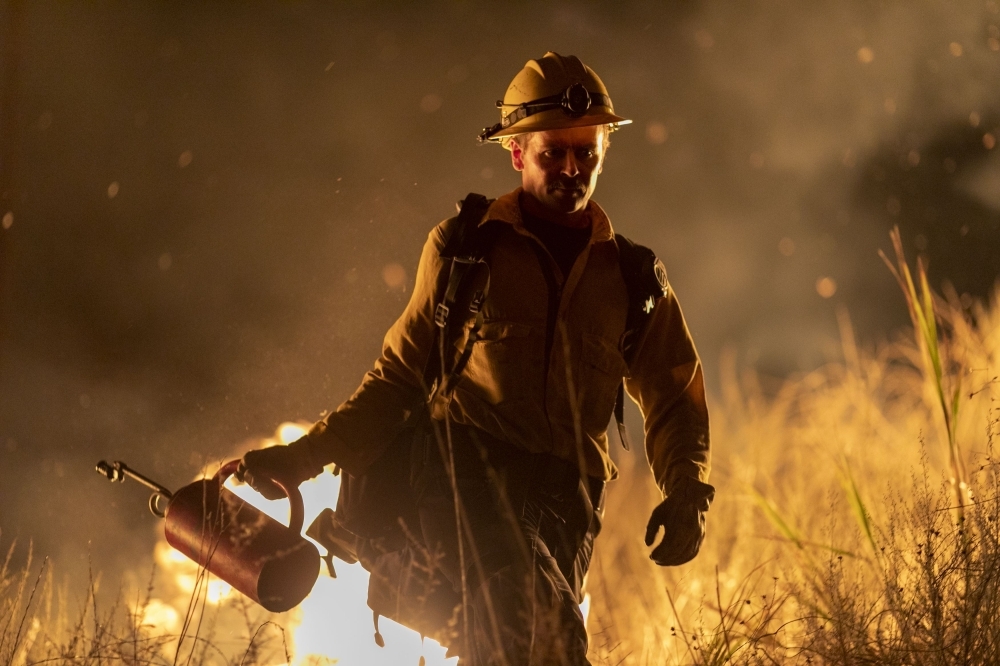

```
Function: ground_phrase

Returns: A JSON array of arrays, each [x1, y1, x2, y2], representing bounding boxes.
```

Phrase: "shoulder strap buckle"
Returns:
[[433, 303, 450, 329]]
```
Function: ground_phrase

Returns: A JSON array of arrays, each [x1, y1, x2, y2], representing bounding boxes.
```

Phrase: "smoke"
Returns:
[[1, 0, 998, 584]]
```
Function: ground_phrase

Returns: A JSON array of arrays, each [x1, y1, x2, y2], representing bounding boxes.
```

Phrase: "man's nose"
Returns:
[[560, 153, 580, 177]]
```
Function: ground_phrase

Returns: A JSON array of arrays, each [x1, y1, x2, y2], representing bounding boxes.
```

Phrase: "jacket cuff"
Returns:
[[668, 475, 716, 511], [304, 419, 367, 476], [286, 433, 325, 480]]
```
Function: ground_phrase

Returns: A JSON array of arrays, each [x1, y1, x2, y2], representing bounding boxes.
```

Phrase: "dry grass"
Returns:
[[4, 241, 999, 664], [0, 539, 290, 666], [587, 240, 1000, 664]]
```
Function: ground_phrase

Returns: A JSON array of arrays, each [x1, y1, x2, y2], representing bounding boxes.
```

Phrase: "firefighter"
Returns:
[[239, 52, 714, 665]]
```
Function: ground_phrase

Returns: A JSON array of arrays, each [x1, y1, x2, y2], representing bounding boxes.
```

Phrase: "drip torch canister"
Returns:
[[96, 458, 320, 613]]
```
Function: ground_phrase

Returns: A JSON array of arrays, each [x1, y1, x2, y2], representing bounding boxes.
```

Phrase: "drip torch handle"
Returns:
[[215, 460, 307, 534]]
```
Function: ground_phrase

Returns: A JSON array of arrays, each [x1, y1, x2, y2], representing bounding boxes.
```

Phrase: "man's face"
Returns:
[[510, 125, 607, 216]]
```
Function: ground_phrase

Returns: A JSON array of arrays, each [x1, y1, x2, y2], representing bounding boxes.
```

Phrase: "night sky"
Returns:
[[2, 0, 999, 583]]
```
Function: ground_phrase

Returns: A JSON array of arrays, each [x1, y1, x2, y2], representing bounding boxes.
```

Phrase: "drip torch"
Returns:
[[96, 459, 320, 613]]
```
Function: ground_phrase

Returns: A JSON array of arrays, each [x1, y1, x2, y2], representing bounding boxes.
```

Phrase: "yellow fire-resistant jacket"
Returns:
[[305, 188, 710, 496]]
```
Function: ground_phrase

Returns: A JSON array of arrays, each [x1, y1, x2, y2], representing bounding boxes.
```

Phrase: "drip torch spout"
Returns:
[[96, 460, 174, 518]]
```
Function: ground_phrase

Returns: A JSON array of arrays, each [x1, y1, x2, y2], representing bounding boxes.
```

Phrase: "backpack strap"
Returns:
[[613, 233, 669, 450], [422, 193, 499, 401], [422, 209, 666, 453]]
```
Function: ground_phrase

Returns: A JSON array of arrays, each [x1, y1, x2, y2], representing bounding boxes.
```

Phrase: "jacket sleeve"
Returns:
[[623, 283, 711, 498], [302, 220, 452, 475]]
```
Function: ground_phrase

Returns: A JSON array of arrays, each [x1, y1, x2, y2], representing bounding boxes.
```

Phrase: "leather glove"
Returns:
[[236, 437, 324, 501], [645, 476, 715, 566]]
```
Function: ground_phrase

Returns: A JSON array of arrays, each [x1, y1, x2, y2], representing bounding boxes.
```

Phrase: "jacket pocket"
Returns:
[[579, 333, 628, 433], [461, 320, 540, 405], [581, 333, 628, 378]]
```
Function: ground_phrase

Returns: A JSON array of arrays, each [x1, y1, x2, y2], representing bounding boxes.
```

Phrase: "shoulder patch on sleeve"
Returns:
[[653, 258, 668, 293]]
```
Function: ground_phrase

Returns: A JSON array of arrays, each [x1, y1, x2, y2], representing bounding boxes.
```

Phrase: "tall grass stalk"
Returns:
[[880, 226, 970, 519]]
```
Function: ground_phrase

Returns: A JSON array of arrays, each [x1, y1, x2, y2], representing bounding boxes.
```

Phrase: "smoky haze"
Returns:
[[1, 0, 999, 582]]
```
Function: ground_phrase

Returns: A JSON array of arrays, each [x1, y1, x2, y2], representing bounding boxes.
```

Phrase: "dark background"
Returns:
[[2, 0, 999, 583]]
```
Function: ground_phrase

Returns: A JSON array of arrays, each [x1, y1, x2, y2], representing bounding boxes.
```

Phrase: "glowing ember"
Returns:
[[420, 94, 443, 113], [382, 263, 407, 290], [694, 29, 715, 50], [645, 121, 668, 145], [816, 276, 838, 298]]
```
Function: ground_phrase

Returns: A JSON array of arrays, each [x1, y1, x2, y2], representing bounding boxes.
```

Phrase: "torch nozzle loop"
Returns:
[[95, 460, 174, 518]]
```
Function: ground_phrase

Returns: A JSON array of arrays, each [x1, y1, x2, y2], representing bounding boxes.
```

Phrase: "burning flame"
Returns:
[[148, 422, 458, 665]]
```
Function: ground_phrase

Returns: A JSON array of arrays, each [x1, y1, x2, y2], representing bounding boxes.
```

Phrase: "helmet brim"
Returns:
[[487, 108, 631, 143]]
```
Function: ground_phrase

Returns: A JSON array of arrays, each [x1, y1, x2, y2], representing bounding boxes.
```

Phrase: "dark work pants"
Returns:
[[413, 422, 604, 666]]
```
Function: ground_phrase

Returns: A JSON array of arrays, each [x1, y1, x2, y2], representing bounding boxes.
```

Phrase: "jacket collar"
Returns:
[[484, 188, 615, 244]]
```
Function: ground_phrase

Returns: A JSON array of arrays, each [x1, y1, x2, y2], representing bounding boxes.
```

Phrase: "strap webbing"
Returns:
[[614, 383, 632, 451], [421, 193, 495, 403], [612, 233, 667, 451]]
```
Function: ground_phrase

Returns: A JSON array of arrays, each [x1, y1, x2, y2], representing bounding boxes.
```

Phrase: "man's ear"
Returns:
[[510, 140, 525, 171]]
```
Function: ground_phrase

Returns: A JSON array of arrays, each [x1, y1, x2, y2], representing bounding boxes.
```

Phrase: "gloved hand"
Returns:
[[644, 476, 715, 566], [236, 437, 324, 501]]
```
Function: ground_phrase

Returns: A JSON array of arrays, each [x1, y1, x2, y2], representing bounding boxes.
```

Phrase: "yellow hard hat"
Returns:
[[478, 52, 631, 145]]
